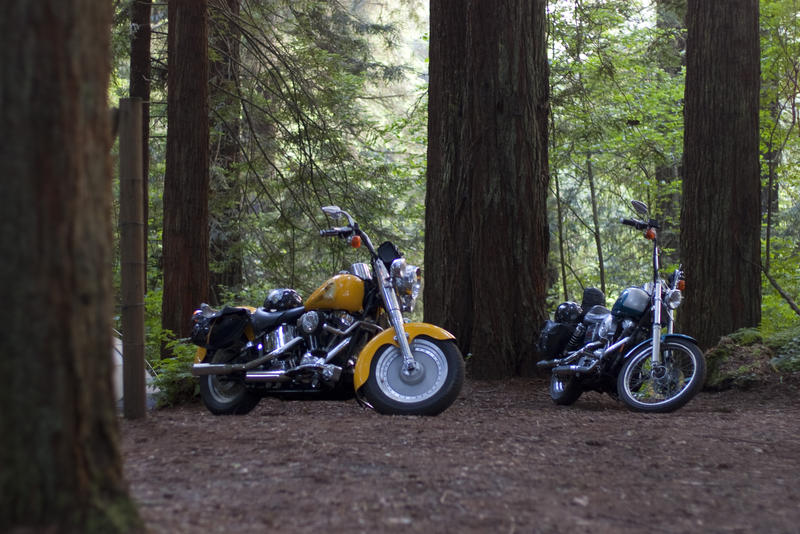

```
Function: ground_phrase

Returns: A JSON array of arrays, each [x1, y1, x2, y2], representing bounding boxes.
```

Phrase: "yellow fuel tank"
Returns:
[[305, 274, 365, 313]]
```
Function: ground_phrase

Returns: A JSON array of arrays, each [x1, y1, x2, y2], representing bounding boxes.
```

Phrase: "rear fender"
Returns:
[[353, 322, 456, 390]]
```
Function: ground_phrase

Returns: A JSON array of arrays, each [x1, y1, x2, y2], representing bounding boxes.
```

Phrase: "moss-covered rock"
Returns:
[[703, 332, 777, 391], [703, 325, 800, 390], [728, 327, 762, 346]]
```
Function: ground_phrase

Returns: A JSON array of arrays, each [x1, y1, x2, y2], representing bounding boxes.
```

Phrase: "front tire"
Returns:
[[362, 337, 465, 416], [199, 349, 261, 415], [617, 338, 705, 413], [549, 374, 582, 405]]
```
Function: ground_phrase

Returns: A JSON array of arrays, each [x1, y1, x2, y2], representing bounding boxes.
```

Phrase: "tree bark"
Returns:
[[681, 0, 761, 350], [130, 0, 152, 282], [162, 0, 211, 340], [0, 1, 142, 531], [425, 0, 550, 378]]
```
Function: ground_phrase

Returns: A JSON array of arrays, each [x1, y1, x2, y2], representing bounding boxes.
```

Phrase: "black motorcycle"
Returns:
[[537, 200, 706, 413]]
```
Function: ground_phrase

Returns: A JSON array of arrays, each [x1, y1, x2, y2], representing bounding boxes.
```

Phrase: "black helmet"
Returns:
[[554, 301, 583, 324], [263, 288, 303, 311]]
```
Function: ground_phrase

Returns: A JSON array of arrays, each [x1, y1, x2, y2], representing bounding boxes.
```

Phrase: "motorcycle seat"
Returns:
[[583, 304, 611, 323], [251, 306, 306, 333]]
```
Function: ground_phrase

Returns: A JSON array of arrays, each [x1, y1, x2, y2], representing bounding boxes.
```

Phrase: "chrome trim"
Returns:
[[191, 335, 304, 376], [324, 337, 351, 363]]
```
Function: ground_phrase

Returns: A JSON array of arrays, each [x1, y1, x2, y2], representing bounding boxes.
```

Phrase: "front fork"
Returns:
[[374, 260, 418, 372], [651, 279, 663, 365]]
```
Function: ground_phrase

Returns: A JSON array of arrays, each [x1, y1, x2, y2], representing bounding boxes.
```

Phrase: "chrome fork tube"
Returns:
[[374, 259, 417, 371], [650, 260, 661, 366]]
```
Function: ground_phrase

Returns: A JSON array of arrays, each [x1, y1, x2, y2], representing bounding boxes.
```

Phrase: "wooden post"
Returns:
[[119, 98, 147, 419]]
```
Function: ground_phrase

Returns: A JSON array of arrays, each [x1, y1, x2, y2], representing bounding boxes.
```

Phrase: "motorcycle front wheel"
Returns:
[[549, 374, 582, 405], [362, 337, 465, 416], [199, 348, 261, 415], [617, 338, 706, 413]]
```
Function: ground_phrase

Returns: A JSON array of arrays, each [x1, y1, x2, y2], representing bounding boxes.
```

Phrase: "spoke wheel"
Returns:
[[617, 338, 705, 413]]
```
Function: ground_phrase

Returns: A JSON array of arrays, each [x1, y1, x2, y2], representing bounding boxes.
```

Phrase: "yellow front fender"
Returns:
[[352, 322, 456, 390]]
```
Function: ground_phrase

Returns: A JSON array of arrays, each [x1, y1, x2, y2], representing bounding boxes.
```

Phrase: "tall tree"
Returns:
[[681, 0, 761, 349], [162, 0, 210, 340], [425, 0, 550, 378], [0, 1, 142, 531], [130, 0, 152, 281]]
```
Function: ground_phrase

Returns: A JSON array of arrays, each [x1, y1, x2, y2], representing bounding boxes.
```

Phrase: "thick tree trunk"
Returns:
[[0, 1, 142, 531], [130, 0, 152, 281], [162, 0, 211, 340], [681, 0, 761, 350], [426, 0, 550, 378]]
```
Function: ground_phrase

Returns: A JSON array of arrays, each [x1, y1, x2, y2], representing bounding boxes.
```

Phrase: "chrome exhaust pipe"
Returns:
[[191, 336, 304, 376], [553, 361, 599, 376]]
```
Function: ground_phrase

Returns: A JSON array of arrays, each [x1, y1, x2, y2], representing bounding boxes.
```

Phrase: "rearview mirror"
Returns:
[[631, 200, 648, 215]]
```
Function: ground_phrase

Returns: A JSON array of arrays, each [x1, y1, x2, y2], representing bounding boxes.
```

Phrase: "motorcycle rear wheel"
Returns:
[[362, 337, 464, 416], [199, 348, 261, 415], [617, 338, 705, 413], [549, 374, 582, 405]]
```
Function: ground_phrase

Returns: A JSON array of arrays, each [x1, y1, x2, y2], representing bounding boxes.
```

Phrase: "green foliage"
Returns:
[[150, 342, 199, 408], [547, 0, 686, 302], [765, 324, 800, 373], [143, 290, 199, 407]]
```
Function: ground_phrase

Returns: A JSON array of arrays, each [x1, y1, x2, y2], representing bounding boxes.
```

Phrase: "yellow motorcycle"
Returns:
[[190, 206, 465, 415]]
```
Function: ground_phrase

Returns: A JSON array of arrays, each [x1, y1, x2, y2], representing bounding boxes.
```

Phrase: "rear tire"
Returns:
[[549, 374, 582, 405], [362, 337, 464, 416], [199, 349, 261, 415]]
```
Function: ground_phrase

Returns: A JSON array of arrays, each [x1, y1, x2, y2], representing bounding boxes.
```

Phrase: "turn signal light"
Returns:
[[350, 235, 362, 248], [645, 228, 657, 240], [677, 279, 685, 291]]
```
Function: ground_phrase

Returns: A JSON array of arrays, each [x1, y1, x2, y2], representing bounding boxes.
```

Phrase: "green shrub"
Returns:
[[150, 334, 199, 408], [144, 289, 200, 407]]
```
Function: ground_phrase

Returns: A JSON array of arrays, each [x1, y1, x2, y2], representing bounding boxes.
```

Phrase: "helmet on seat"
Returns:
[[263, 288, 303, 311], [554, 301, 583, 324]]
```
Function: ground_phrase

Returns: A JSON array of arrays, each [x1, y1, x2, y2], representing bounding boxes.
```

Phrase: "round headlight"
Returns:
[[390, 258, 407, 279], [664, 289, 682, 310]]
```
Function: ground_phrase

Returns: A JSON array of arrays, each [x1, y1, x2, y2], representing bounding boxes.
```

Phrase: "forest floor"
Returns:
[[120, 376, 800, 534]]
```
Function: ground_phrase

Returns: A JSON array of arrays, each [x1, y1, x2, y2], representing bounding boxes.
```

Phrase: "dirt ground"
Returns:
[[120, 377, 800, 534]]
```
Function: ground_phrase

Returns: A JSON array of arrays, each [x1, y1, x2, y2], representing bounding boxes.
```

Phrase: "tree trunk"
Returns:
[[0, 1, 142, 531], [681, 0, 761, 350], [209, 0, 243, 304], [587, 155, 605, 296], [425, 0, 550, 378], [130, 0, 152, 284], [162, 0, 210, 340]]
